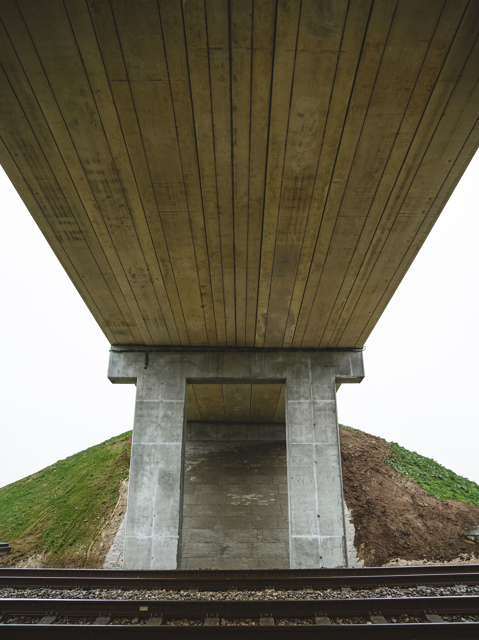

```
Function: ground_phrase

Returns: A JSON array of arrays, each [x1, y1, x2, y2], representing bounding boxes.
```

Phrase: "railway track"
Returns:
[[1, 595, 479, 636], [1, 567, 478, 636], [0, 564, 478, 590]]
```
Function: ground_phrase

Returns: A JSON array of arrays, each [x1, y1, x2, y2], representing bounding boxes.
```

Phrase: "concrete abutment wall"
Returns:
[[108, 349, 364, 570], [182, 427, 289, 569]]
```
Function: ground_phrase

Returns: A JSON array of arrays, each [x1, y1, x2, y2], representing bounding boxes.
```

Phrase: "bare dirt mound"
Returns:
[[340, 427, 479, 566]]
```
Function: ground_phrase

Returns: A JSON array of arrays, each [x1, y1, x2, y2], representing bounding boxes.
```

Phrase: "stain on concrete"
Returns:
[[181, 437, 289, 569]]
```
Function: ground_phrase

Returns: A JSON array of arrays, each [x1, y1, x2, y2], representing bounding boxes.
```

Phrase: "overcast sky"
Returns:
[[1, 152, 478, 488]]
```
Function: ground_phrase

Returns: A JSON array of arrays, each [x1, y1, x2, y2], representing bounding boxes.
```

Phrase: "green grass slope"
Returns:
[[341, 424, 479, 508], [0, 431, 131, 564], [384, 441, 479, 508]]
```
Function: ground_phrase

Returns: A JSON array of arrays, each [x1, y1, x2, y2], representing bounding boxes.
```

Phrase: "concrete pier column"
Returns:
[[118, 362, 187, 570], [286, 353, 350, 568]]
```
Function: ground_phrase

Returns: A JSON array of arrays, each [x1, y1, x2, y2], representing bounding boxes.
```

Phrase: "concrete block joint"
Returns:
[[108, 350, 364, 570]]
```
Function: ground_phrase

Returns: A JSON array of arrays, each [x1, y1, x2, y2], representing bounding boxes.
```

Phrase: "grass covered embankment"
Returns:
[[0, 431, 132, 567], [384, 442, 479, 508]]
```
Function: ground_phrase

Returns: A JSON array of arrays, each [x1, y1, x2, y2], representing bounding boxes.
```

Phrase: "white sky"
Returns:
[[1, 153, 478, 488]]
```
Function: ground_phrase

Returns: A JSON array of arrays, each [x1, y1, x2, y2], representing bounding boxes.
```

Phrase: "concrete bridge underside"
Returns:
[[1, 0, 479, 569], [1, 0, 478, 351]]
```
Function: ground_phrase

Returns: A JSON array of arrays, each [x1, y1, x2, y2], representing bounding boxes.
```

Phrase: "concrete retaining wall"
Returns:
[[181, 426, 289, 569]]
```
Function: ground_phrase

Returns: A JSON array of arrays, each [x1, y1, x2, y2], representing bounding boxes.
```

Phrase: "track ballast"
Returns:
[[0, 566, 478, 636]]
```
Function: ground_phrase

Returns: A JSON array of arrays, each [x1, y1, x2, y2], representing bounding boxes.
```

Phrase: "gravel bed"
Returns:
[[442, 614, 479, 622], [55, 616, 96, 625], [2, 616, 42, 625], [385, 614, 479, 623], [384, 614, 424, 624], [109, 617, 148, 625], [330, 616, 371, 624], [0, 584, 478, 601], [276, 618, 314, 625], [219, 618, 257, 626]]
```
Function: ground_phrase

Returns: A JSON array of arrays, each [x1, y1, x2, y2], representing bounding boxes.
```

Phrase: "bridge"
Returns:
[[1, 0, 478, 570]]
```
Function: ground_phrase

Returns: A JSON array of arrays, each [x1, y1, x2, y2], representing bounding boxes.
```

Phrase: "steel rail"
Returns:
[[0, 573, 477, 590], [0, 565, 477, 578], [0, 623, 477, 638], [0, 570, 479, 591], [1, 595, 478, 617], [1, 623, 478, 638]]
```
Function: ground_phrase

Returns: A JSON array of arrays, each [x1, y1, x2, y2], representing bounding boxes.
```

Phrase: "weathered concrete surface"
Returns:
[[187, 422, 285, 442], [110, 349, 364, 569], [103, 514, 126, 570], [344, 505, 364, 568], [105, 481, 363, 570], [123, 370, 186, 570], [3, 3, 478, 351], [187, 385, 286, 423], [465, 526, 479, 543], [182, 438, 289, 569]]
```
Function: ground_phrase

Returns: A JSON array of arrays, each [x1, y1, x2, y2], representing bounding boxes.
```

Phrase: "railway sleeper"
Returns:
[[369, 615, 388, 624]]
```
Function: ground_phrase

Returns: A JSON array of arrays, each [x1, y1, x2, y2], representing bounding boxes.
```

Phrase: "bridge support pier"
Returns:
[[108, 349, 364, 570]]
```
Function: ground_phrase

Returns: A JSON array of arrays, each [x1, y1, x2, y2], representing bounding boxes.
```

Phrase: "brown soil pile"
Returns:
[[340, 427, 479, 566]]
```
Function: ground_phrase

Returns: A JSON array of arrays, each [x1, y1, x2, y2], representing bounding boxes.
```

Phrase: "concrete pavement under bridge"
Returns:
[[1, 0, 478, 570]]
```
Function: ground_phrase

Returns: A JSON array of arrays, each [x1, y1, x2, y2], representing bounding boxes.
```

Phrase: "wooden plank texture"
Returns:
[[187, 383, 284, 424], [0, 0, 478, 349]]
